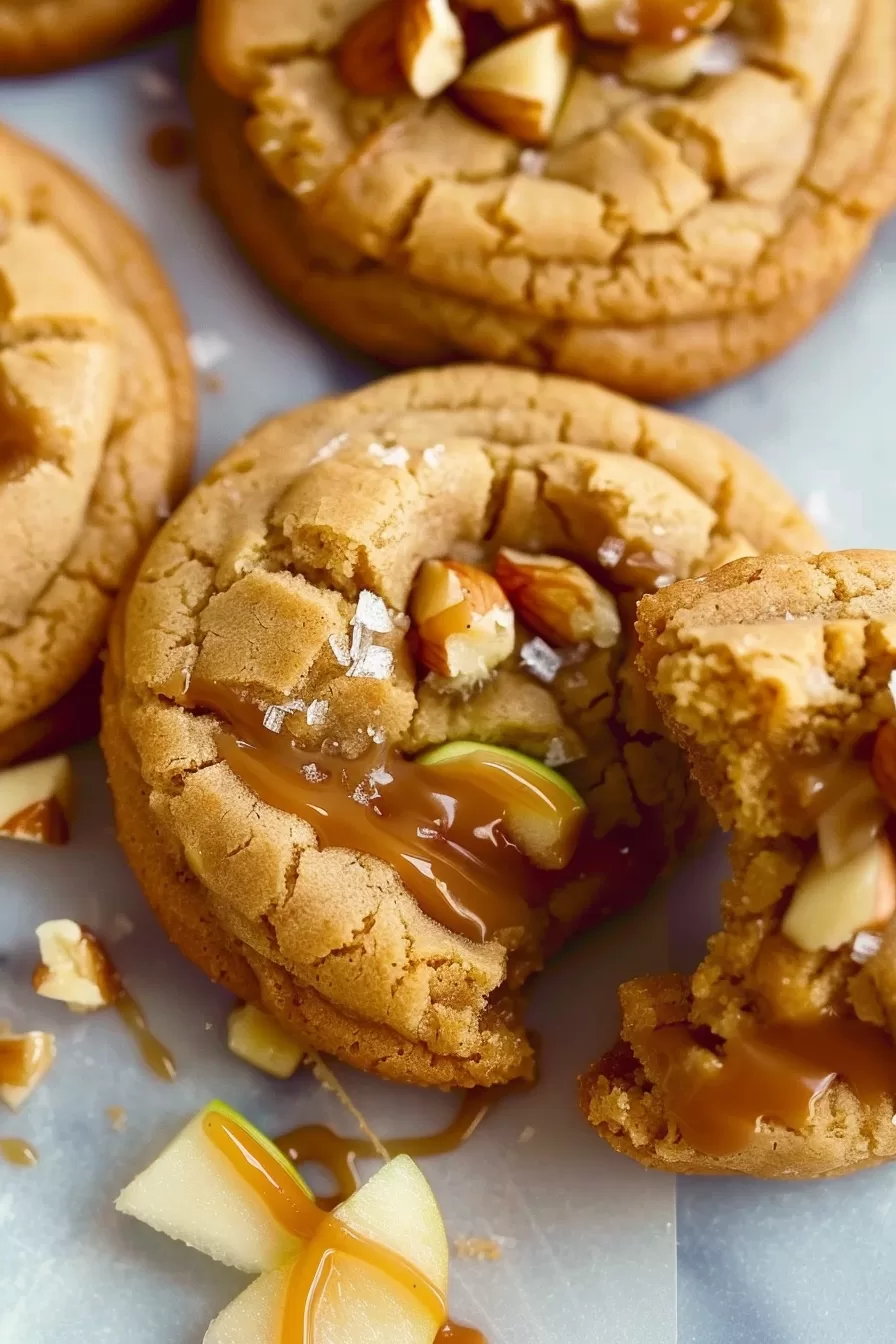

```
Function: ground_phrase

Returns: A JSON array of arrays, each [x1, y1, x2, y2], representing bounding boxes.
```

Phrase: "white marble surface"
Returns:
[[1, 33, 895, 1344]]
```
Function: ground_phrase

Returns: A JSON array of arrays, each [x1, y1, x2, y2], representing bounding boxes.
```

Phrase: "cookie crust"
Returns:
[[102, 365, 818, 1087], [195, 0, 896, 399], [0, 0, 186, 75], [0, 126, 194, 750]]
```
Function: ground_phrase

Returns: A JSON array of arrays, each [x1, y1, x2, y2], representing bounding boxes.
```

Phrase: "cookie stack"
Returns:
[[3, 0, 896, 1191]]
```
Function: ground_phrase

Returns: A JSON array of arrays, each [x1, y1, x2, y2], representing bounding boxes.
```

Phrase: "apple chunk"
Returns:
[[115, 1100, 311, 1273], [0, 753, 72, 844], [418, 739, 586, 869], [782, 836, 896, 953], [205, 1155, 449, 1344]]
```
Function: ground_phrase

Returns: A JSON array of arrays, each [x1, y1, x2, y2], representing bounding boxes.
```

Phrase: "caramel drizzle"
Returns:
[[649, 1017, 896, 1156], [0, 1137, 38, 1167], [276, 1089, 492, 1209], [116, 991, 176, 1083], [203, 1109, 451, 1343], [612, 0, 731, 44], [179, 677, 563, 943], [2, 799, 68, 845]]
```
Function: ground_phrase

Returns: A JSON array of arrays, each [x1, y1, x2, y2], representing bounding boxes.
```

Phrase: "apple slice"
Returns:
[[0, 753, 72, 845], [205, 1155, 449, 1344], [455, 20, 573, 145], [418, 740, 586, 869], [115, 1100, 312, 1273], [782, 836, 896, 953]]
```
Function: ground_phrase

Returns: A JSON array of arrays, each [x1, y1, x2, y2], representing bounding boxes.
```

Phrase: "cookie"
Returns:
[[582, 552, 896, 1178], [101, 364, 818, 1088], [0, 0, 188, 74], [0, 126, 194, 762], [194, 0, 896, 400]]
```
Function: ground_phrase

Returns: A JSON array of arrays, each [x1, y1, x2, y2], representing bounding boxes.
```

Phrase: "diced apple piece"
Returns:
[[418, 739, 586, 868], [782, 836, 896, 953], [0, 753, 72, 844], [455, 20, 573, 145], [116, 1099, 311, 1273], [205, 1156, 449, 1344], [227, 1004, 306, 1079], [816, 767, 889, 870]]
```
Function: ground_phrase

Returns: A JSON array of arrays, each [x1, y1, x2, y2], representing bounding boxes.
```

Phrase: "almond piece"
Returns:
[[872, 719, 896, 812], [227, 1004, 306, 1079], [454, 19, 573, 144], [816, 765, 889, 871], [398, 0, 465, 98], [337, 0, 406, 96], [0, 754, 73, 845], [33, 919, 120, 1011], [410, 558, 515, 681], [495, 548, 621, 648], [0, 1029, 55, 1111], [782, 836, 896, 953]]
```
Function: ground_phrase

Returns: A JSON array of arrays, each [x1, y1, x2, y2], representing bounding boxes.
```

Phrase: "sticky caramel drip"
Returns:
[[436, 1322, 487, 1344], [613, 0, 731, 43], [203, 1110, 448, 1343], [277, 1089, 492, 1208], [116, 992, 176, 1082], [0, 1137, 38, 1166], [649, 1018, 896, 1156], [180, 678, 555, 943]]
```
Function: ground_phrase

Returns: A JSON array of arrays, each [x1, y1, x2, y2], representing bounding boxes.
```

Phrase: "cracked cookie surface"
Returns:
[[583, 551, 896, 1178], [0, 0, 185, 73], [0, 126, 194, 756], [101, 364, 818, 1087], [195, 0, 896, 399]]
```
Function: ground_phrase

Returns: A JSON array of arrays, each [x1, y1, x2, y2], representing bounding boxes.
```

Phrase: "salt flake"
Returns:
[[348, 645, 394, 680], [306, 699, 329, 726], [353, 590, 393, 634], [851, 931, 883, 965], [187, 330, 232, 371], [520, 637, 562, 685]]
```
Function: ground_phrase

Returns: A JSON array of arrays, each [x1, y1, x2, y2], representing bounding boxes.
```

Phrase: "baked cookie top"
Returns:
[[0, 0, 178, 74], [585, 551, 896, 1178], [201, 0, 896, 332], [113, 364, 818, 1085], [0, 127, 193, 744]]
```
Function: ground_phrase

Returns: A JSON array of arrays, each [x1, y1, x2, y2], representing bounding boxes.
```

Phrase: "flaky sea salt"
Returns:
[[353, 590, 393, 633], [423, 443, 445, 468], [596, 536, 626, 569], [311, 431, 349, 465], [520, 637, 562, 684], [348, 645, 394, 680], [851, 931, 883, 965], [368, 441, 410, 467], [306, 699, 328, 726], [187, 330, 232, 371], [697, 32, 743, 76], [329, 633, 352, 667]]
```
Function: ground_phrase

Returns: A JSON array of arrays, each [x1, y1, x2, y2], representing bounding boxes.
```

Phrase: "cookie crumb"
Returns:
[[106, 1105, 128, 1132], [201, 372, 224, 394], [518, 1125, 535, 1143], [454, 1236, 503, 1261], [107, 913, 134, 945]]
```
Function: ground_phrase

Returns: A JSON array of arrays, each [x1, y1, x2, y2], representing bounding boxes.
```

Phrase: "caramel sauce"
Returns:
[[0, 1137, 38, 1166], [203, 1108, 449, 1342], [649, 1017, 896, 1156], [146, 123, 193, 169], [180, 677, 563, 943], [612, 0, 731, 44], [436, 1323, 487, 1344], [116, 991, 176, 1082], [0, 1035, 40, 1087], [2, 798, 68, 845], [277, 1089, 492, 1208]]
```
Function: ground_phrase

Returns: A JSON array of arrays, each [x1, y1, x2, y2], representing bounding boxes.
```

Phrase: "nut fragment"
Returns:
[[411, 558, 515, 680], [33, 919, 119, 1010], [454, 19, 573, 144], [0, 1029, 55, 1111], [227, 1004, 306, 1079], [622, 34, 712, 90], [337, 0, 406, 95], [782, 836, 896, 954], [0, 753, 73, 845], [816, 764, 890, 871], [398, 0, 465, 97], [495, 548, 621, 648]]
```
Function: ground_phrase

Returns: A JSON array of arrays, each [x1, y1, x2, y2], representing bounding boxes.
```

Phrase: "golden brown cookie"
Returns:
[[194, 0, 896, 400], [0, 0, 189, 74], [0, 126, 194, 762], [101, 364, 818, 1088], [583, 551, 896, 1178]]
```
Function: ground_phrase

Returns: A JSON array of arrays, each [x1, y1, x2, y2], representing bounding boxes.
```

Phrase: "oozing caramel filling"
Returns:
[[615, 0, 731, 44], [646, 1018, 896, 1156], [180, 678, 570, 943]]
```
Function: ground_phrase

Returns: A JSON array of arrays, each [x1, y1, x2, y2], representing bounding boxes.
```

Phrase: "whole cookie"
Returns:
[[195, 0, 896, 400], [0, 127, 194, 761], [583, 552, 896, 1179], [102, 365, 818, 1088], [0, 0, 188, 73]]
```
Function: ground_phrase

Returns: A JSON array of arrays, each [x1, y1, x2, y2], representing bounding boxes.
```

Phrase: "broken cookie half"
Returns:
[[582, 551, 896, 1178]]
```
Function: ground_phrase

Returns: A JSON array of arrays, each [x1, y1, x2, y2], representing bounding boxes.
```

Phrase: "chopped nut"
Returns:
[[0, 1029, 55, 1111], [0, 753, 73, 845], [227, 1004, 306, 1079], [33, 920, 119, 1010], [411, 558, 515, 681], [398, 0, 465, 98], [337, 0, 406, 95], [622, 35, 712, 90], [454, 19, 573, 144], [495, 548, 621, 648], [106, 1105, 128, 1132]]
